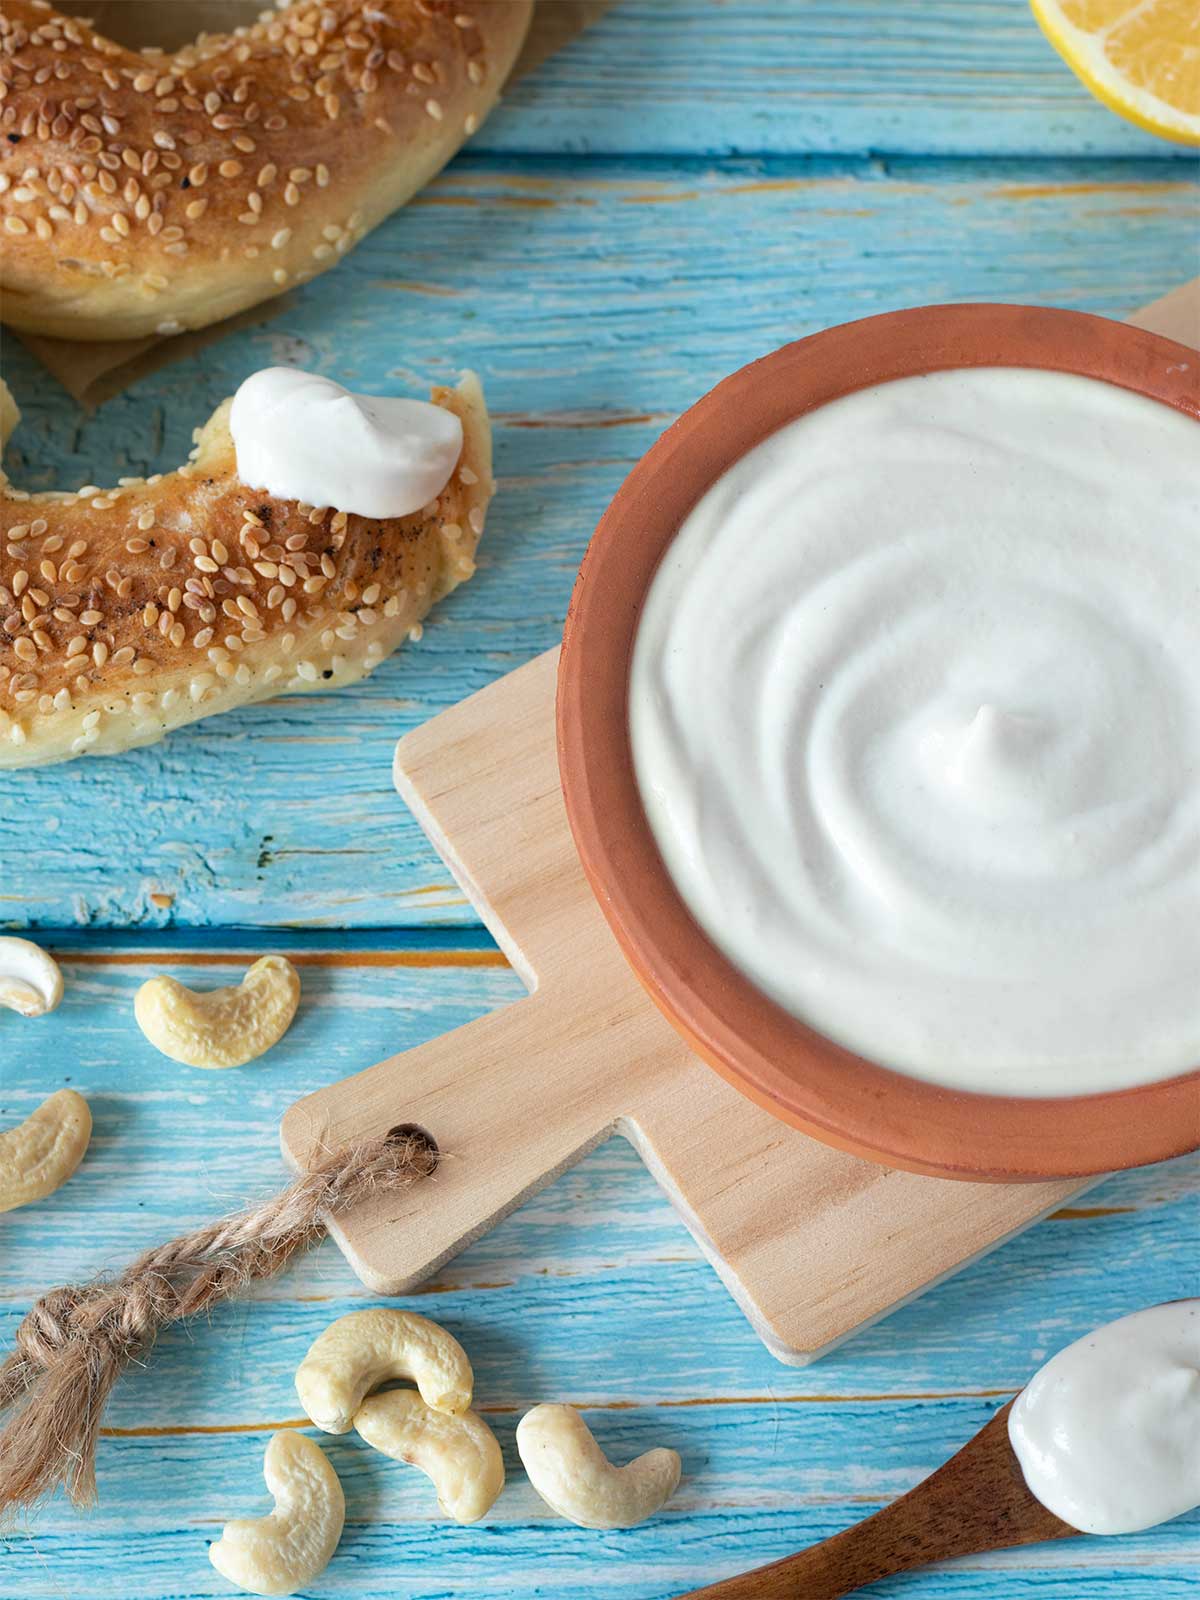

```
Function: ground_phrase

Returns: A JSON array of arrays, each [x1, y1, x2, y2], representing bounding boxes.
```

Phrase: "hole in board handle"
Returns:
[[386, 1122, 440, 1175]]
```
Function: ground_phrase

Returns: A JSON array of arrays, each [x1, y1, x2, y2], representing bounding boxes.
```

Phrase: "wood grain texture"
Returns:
[[2, 154, 1197, 929], [1, 2, 1198, 1593], [681, 1404, 1073, 1599], [478, 1, 1197, 159], [0, 955, 1197, 1596]]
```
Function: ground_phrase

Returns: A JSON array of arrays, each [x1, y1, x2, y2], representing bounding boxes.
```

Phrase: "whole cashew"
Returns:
[[134, 955, 300, 1068], [296, 1308, 473, 1434], [354, 1389, 505, 1524], [209, 1430, 344, 1598], [0, 1089, 91, 1214], [0, 937, 63, 1017], [516, 1404, 681, 1530]]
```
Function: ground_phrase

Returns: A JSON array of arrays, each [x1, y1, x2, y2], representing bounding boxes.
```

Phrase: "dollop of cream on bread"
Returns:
[[0, 370, 493, 766]]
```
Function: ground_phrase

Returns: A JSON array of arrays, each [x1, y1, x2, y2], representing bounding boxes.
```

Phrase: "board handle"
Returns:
[[280, 989, 631, 1292]]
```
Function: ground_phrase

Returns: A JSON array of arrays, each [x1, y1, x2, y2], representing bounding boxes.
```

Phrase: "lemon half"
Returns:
[[1032, 0, 1200, 145]]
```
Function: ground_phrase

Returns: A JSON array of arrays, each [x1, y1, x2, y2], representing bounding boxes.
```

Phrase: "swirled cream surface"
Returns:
[[1009, 1301, 1200, 1534], [230, 368, 462, 519], [630, 368, 1200, 1096]]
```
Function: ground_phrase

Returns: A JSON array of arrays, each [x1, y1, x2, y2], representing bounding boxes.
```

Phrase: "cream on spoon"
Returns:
[[1009, 1300, 1200, 1535], [230, 367, 463, 519]]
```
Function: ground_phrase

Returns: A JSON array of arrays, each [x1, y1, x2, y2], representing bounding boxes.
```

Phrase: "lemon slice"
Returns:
[[1031, 0, 1200, 145]]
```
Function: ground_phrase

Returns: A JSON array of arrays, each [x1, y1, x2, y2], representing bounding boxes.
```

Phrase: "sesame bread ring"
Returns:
[[0, 0, 532, 341], [0, 371, 492, 766]]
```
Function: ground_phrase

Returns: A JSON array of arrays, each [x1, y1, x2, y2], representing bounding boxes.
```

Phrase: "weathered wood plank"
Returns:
[[479, 0, 1194, 160], [2, 156, 1195, 929], [1, 958, 1195, 1595]]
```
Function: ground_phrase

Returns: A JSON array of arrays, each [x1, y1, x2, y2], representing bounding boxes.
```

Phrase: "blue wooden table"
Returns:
[[2, 4, 1197, 1596]]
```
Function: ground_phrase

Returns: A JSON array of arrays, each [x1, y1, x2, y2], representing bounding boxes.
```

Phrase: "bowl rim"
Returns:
[[556, 301, 1200, 1182]]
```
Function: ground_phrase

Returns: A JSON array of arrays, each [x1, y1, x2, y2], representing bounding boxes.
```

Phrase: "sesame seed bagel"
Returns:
[[0, 371, 493, 766], [0, 0, 532, 341]]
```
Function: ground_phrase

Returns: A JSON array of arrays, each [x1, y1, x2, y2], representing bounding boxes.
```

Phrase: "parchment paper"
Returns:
[[14, 0, 612, 406]]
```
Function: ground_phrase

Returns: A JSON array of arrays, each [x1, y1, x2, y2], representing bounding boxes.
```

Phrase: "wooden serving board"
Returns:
[[282, 283, 1198, 1365]]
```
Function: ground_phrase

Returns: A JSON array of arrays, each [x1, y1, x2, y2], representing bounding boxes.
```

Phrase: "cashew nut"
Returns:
[[516, 1404, 681, 1530], [0, 1089, 91, 1214], [0, 937, 63, 1017], [296, 1308, 473, 1434], [354, 1389, 505, 1524], [134, 955, 300, 1068], [209, 1430, 344, 1598]]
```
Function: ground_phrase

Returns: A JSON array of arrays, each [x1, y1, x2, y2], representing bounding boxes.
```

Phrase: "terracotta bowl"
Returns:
[[556, 303, 1200, 1183]]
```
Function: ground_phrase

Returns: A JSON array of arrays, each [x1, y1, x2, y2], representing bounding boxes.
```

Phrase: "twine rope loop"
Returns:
[[0, 1130, 436, 1514]]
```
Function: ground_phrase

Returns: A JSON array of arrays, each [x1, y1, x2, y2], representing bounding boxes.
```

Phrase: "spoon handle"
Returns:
[[680, 1401, 1075, 1600]]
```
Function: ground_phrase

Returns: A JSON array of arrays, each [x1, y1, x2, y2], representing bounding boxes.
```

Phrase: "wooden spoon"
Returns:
[[679, 1399, 1076, 1599]]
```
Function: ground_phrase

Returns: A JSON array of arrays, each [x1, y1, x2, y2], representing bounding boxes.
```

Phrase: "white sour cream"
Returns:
[[230, 368, 462, 519], [629, 368, 1200, 1097], [1009, 1300, 1200, 1534]]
